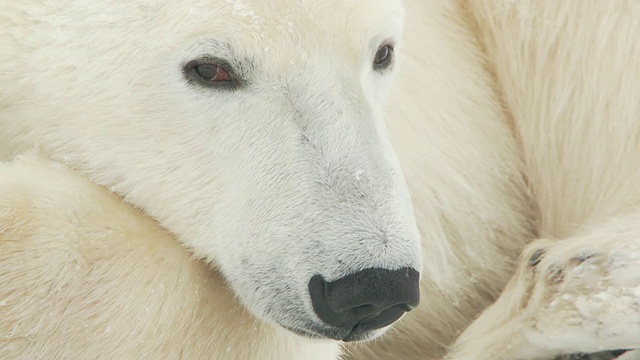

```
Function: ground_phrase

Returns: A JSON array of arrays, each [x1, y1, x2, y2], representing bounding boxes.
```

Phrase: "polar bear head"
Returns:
[[0, 0, 422, 342]]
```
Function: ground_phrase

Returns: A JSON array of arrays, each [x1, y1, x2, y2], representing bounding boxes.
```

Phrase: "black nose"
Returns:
[[308, 267, 420, 341]]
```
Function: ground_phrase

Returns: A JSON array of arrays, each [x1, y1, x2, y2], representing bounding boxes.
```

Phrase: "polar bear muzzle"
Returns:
[[308, 267, 420, 342]]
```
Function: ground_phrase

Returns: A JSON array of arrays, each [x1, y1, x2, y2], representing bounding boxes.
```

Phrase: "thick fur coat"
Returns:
[[2, 0, 639, 359]]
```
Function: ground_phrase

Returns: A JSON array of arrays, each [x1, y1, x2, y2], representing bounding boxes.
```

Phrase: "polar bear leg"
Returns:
[[447, 211, 640, 359]]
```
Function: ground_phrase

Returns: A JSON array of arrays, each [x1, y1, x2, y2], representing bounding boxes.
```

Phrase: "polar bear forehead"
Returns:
[[176, 0, 405, 35], [5, 0, 404, 78], [167, 0, 406, 67]]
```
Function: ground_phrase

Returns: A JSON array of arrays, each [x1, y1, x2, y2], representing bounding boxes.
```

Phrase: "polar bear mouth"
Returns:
[[283, 323, 385, 343], [281, 315, 395, 343]]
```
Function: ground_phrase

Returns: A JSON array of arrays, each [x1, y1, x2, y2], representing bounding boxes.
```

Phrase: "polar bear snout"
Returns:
[[308, 267, 420, 342]]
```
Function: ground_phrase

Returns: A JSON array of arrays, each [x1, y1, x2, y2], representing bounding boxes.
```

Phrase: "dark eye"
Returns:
[[192, 63, 232, 82], [373, 44, 394, 71], [184, 59, 238, 88]]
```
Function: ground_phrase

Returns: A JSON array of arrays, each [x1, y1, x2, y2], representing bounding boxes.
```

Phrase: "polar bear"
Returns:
[[3, 0, 640, 359], [0, 0, 424, 356], [1, 0, 532, 357]]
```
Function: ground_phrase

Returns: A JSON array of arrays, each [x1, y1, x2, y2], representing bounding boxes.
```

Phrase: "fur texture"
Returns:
[[0, 152, 340, 359], [0, 0, 422, 344], [346, 0, 535, 358], [445, 1, 640, 358], [3, 0, 640, 359], [365, 1, 640, 358]]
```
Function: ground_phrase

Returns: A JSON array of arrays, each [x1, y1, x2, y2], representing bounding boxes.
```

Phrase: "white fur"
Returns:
[[352, 0, 640, 359], [3, 0, 640, 358], [445, 1, 640, 358], [0, 152, 340, 359], [347, 0, 535, 358], [0, 0, 422, 344]]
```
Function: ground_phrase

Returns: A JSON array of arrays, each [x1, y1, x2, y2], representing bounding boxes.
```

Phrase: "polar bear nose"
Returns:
[[308, 267, 420, 341]]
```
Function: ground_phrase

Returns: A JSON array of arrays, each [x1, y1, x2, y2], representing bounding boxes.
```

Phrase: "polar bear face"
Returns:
[[0, 0, 421, 341]]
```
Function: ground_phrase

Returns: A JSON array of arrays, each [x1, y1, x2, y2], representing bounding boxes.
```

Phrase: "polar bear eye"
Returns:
[[373, 44, 394, 71], [184, 58, 237, 88], [194, 63, 231, 82]]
